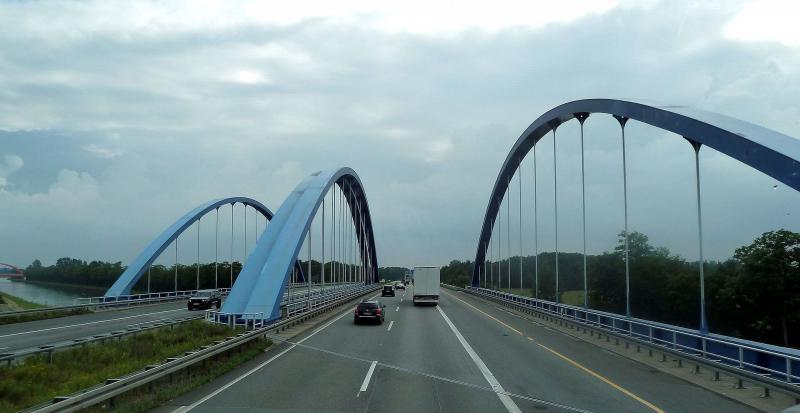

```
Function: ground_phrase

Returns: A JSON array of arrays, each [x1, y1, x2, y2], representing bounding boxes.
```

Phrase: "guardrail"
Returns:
[[206, 283, 375, 329], [23, 283, 381, 413], [0, 314, 204, 366], [74, 288, 232, 305], [461, 286, 800, 398], [1, 283, 369, 364], [1, 283, 361, 320]]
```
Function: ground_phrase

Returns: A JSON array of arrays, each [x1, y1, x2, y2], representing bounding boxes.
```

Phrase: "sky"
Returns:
[[1, 0, 799, 269]]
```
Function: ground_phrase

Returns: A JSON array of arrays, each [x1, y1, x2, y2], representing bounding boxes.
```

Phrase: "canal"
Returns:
[[0, 279, 101, 306]]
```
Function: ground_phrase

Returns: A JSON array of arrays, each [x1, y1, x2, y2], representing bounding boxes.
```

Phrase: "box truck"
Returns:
[[412, 266, 440, 306]]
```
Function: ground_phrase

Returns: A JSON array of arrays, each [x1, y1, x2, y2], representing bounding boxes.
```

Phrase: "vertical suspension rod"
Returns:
[[614, 115, 631, 317], [533, 142, 539, 299], [553, 127, 559, 304], [577, 113, 589, 309]]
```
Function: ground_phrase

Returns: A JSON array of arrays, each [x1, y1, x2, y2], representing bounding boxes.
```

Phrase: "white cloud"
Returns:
[[0, 155, 23, 188], [724, 0, 800, 46], [0, 0, 799, 268], [226, 70, 272, 85], [82, 144, 122, 159]]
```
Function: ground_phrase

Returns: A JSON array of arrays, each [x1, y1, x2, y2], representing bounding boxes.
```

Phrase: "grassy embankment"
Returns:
[[0, 291, 92, 325], [0, 320, 271, 413], [0, 292, 45, 311]]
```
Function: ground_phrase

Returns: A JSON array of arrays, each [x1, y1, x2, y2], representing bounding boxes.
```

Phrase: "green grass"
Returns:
[[83, 338, 271, 413], [0, 320, 247, 413], [560, 290, 585, 306], [0, 292, 46, 310]]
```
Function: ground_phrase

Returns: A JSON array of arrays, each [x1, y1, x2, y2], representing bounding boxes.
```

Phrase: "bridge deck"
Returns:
[[157, 289, 758, 413]]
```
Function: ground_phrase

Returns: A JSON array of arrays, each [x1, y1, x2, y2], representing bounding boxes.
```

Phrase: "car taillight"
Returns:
[[354, 308, 359, 315], [376, 308, 382, 315]]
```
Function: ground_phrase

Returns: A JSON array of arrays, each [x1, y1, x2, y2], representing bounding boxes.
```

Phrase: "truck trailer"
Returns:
[[412, 266, 440, 306]]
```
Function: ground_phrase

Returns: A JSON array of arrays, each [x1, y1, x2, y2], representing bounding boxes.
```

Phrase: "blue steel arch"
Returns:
[[472, 98, 800, 286], [105, 197, 279, 297], [222, 167, 378, 321]]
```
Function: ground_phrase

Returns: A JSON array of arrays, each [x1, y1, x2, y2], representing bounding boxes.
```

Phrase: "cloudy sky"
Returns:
[[1, 0, 799, 269]]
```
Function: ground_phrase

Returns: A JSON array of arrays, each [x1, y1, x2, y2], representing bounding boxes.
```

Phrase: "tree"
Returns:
[[732, 230, 800, 346]]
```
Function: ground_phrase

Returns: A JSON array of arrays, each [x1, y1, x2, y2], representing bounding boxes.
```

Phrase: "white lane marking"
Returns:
[[0, 308, 185, 338], [175, 293, 379, 413], [395, 306, 399, 312], [387, 321, 394, 332], [0, 347, 7, 350], [358, 360, 378, 395], [437, 306, 523, 413]]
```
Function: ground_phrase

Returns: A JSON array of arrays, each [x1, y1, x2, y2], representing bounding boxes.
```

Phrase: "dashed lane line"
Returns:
[[174, 293, 379, 413], [357, 360, 378, 396]]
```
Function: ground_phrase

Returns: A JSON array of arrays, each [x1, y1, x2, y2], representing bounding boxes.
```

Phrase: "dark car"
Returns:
[[188, 290, 222, 310], [354, 300, 386, 324], [382, 285, 395, 297]]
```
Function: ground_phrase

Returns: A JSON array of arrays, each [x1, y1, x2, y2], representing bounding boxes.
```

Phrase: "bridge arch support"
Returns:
[[222, 167, 378, 322], [105, 197, 274, 297], [472, 98, 800, 288]]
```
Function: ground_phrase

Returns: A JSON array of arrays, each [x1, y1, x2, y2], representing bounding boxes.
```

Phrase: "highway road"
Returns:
[[157, 288, 759, 413], [0, 301, 191, 353], [0, 284, 356, 354]]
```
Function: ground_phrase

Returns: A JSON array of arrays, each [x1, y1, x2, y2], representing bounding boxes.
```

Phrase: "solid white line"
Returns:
[[387, 320, 394, 331], [437, 306, 522, 413], [358, 360, 378, 393], [176, 293, 378, 413], [0, 308, 185, 338]]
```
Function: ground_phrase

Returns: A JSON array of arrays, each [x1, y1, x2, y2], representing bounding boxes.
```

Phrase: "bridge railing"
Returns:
[[465, 286, 800, 392], [206, 283, 373, 328], [75, 288, 232, 305], [23, 283, 381, 413]]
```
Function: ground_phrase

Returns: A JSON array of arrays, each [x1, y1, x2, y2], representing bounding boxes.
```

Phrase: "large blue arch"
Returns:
[[222, 168, 378, 321], [105, 197, 273, 297], [472, 98, 800, 286]]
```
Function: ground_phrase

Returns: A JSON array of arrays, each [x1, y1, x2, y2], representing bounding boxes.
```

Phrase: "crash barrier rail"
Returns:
[[0, 283, 367, 364], [0, 289, 229, 320], [23, 283, 381, 413], [75, 288, 231, 305], [1, 283, 360, 319], [0, 314, 204, 366], [461, 286, 800, 398], [205, 283, 376, 329]]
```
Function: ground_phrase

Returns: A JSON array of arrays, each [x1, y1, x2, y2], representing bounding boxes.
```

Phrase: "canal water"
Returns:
[[0, 279, 99, 306]]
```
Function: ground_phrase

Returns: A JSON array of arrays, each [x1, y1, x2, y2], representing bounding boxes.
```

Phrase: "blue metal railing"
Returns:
[[466, 287, 800, 388]]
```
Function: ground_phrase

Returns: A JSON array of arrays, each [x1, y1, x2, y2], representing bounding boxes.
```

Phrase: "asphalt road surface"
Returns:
[[157, 288, 759, 413], [0, 284, 353, 354], [0, 301, 192, 353]]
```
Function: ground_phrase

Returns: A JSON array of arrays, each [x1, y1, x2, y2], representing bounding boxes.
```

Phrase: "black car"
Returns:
[[354, 300, 386, 324], [382, 285, 395, 297], [188, 290, 222, 310]]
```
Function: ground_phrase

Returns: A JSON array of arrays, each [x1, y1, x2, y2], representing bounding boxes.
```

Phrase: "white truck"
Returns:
[[412, 266, 440, 306]]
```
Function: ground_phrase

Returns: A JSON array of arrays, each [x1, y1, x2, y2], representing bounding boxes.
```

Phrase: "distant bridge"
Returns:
[[0, 263, 25, 280]]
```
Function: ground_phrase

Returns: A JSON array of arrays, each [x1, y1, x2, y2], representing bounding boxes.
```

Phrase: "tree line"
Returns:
[[441, 229, 800, 348], [24, 257, 378, 294]]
